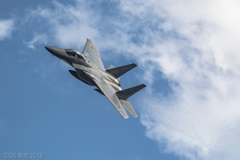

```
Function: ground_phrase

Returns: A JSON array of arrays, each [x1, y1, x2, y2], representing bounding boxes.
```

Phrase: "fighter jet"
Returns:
[[45, 39, 146, 119]]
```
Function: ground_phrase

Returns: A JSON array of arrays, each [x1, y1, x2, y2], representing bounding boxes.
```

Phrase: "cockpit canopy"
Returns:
[[65, 49, 86, 61]]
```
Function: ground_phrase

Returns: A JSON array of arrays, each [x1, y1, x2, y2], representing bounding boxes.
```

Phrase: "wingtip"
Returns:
[[132, 62, 137, 67], [122, 112, 129, 119], [123, 116, 129, 119]]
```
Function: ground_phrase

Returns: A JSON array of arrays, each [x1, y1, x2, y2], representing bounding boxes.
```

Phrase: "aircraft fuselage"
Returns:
[[45, 39, 146, 119], [45, 46, 121, 88]]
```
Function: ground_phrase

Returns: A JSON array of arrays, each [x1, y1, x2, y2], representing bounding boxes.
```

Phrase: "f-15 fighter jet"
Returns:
[[45, 39, 146, 119]]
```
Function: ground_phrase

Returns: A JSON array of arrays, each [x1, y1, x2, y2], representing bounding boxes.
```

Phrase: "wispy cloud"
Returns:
[[24, 33, 48, 49], [28, 1, 99, 49], [0, 19, 14, 41], [25, 0, 240, 159]]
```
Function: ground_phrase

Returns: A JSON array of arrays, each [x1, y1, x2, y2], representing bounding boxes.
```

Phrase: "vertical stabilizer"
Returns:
[[107, 64, 115, 70]]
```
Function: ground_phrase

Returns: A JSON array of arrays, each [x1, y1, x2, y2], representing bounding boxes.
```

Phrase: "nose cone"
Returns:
[[45, 46, 56, 54], [45, 46, 66, 59]]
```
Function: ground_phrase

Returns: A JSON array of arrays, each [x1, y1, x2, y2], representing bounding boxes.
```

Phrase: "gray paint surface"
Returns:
[[45, 39, 146, 119]]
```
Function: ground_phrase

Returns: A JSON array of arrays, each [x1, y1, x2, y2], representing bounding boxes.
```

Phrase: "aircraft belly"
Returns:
[[75, 70, 95, 86], [69, 70, 94, 86], [105, 80, 122, 91], [78, 76, 95, 86]]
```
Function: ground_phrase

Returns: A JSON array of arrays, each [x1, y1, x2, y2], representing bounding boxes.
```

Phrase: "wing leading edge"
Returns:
[[83, 39, 105, 70], [93, 78, 129, 119]]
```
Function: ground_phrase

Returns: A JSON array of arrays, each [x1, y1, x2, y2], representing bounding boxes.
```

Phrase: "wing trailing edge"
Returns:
[[106, 63, 137, 78]]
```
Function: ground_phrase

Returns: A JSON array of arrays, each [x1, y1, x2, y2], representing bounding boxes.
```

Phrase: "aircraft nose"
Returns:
[[45, 46, 55, 53], [45, 46, 64, 57], [45, 46, 67, 60]]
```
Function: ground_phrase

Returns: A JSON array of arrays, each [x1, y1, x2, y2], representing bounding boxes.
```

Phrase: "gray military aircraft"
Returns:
[[45, 39, 146, 119]]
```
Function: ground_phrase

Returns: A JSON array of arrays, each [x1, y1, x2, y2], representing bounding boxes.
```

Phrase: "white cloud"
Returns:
[[26, 0, 240, 159], [29, 2, 99, 49], [119, 0, 240, 159], [0, 19, 14, 41]]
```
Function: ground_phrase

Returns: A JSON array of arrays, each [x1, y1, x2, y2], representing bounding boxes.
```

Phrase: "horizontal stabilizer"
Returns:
[[120, 99, 138, 117], [106, 63, 137, 78], [107, 64, 115, 70], [116, 84, 146, 100]]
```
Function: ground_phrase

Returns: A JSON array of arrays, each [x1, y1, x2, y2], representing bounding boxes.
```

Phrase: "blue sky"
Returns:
[[0, 1, 177, 160], [2, 0, 240, 160]]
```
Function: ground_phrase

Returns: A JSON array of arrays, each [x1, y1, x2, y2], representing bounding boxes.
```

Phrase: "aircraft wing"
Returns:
[[93, 78, 129, 119], [83, 39, 105, 70]]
